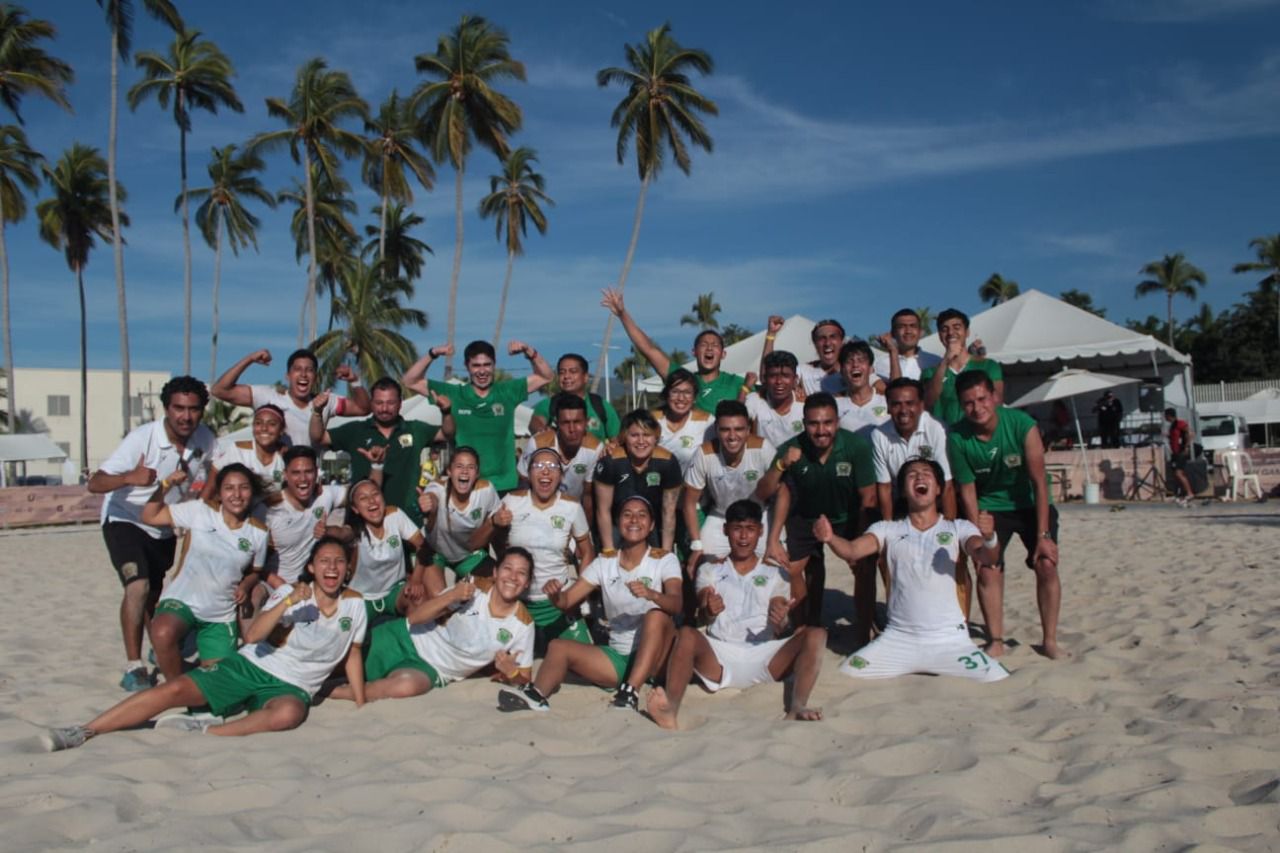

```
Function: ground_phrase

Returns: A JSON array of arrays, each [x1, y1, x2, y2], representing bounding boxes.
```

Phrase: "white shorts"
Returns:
[[839, 626, 1009, 682], [700, 514, 768, 558], [695, 636, 788, 692]]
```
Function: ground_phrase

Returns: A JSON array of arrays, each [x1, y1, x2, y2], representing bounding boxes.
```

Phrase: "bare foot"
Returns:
[[984, 639, 1006, 658], [786, 706, 823, 721], [645, 687, 679, 730], [1034, 641, 1069, 660]]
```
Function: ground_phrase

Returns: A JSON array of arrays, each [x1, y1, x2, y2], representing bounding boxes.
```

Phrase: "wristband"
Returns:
[[765, 334, 777, 341], [1039, 531, 1053, 540], [740, 385, 752, 395], [311, 409, 323, 417], [689, 539, 704, 552], [774, 458, 787, 472], [983, 535, 999, 550], [371, 463, 385, 471], [283, 595, 293, 607], [525, 348, 538, 359], [348, 377, 362, 387], [601, 548, 618, 557], [428, 347, 439, 358], [159, 478, 170, 491]]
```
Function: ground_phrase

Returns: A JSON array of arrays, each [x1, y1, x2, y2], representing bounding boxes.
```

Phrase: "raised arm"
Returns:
[[405, 578, 477, 626], [508, 340, 553, 394], [601, 288, 670, 378], [813, 514, 880, 564], [334, 365, 370, 416], [211, 349, 272, 407], [758, 315, 784, 377], [402, 343, 452, 397]]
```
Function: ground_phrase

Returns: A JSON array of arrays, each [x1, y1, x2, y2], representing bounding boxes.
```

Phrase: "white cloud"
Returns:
[[1098, 0, 1280, 22]]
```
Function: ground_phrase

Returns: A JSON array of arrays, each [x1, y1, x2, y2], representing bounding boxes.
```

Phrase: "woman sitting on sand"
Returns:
[[419, 446, 501, 582], [140, 463, 268, 684], [498, 495, 681, 714], [345, 479, 426, 629], [44, 537, 367, 750]]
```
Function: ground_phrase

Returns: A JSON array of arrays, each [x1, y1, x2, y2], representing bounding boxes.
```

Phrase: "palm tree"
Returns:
[[1059, 288, 1106, 317], [362, 201, 432, 282], [721, 322, 751, 345], [978, 273, 1020, 306], [362, 90, 434, 266], [0, 126, 39, 440], [311, 258, 427, 385], [183, 144, 276, 379], [1135, 252, 1207, 347], [278, 164, 359, 330], [915, 306, 935, 334], [478, 146, 551, 349], [202, 398, 248, 436], [679, 291, 722, 329], [98, 0, 181, 433], [0, 5, 73, 123], [128, 29, 242, 375], [251, 57, 369, 344], [1233, 234, 1280, 351], [592, 23, 718, 390], [36, 144, 125, 473], [412, 15, 525, 377]]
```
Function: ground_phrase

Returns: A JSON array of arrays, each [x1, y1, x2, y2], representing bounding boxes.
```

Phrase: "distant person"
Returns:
[[527, 353, 620, 441], [921, 309, 1004, 425], [874, 308, 942, 383], [1094, 391, 1124, 449], [1164, 407, 1196, 505]]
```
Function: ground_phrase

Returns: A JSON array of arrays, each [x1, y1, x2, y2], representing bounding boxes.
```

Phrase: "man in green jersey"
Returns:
[[757, 392, 877, 637], [403, 339, 553, 493], [602, 288, 747, 414], [527, 352, 620, 441], [921, 308, 1005, 425], [948, 371, 1063, 660]]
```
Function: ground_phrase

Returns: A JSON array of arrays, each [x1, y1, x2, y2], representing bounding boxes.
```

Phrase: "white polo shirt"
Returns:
[[873, 350, 942, 383], [871, 412, 952, 490], [867, 518, 979, 635], [98, 420, 217, 538], [685, 436, 775, 516], [696, 557, 790, 645], [745, 392, 805, 450]]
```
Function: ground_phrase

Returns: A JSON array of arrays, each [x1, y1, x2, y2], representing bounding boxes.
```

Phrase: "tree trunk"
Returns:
[[179, 91, 193, 375], [378, 161, 388, 266], [210, 204, 223, 380], [77, 267, 88, 475], [1166, 291, 1174, 347], [1, 196, 14, 434], [109, 25, 132, 436], [592, 171, 650, 393], [491, 247, 515, 350], [302, 146, 319, 346], [445, 162, 464, 379]]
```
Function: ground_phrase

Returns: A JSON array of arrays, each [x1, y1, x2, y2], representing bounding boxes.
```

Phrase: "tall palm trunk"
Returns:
[[491, 247, 514, 349], [1, 194, 13, 434], [109, 25, 131, 433], [77, 267, 88, 475], [178, 89, 193, 374], [593, 172, 650, 393], [378, 156, 389, 265], [445, 162, 463, 379], [1166, 292, 1174, 347], [209, 204, 223, 380], [302, 145, 319, 346]]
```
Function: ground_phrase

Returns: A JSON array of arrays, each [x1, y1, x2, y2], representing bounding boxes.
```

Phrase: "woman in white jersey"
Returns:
[[140, 463, 268, 683], [345, 479, 425, 629], [816, 458, 1009, 683], [498, 495, 682, 714], [44, 537, 367, 750], [652, 369, 713, 473], [202, 404, 287, 502], [420, 446, 501, 583]]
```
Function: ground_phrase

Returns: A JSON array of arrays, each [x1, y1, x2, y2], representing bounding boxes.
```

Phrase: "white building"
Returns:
[[11, 367, 172, 479]]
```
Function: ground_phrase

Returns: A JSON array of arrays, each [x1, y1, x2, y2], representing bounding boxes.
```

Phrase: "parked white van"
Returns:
[[1199, 413, 1250, 460]]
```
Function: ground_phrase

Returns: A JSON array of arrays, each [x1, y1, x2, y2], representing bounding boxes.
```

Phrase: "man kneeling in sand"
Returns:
[[817, 458, 1010, 683], [647, 500, 827, 729]]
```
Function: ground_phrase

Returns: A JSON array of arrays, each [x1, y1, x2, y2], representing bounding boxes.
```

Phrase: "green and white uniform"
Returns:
[[920, 358, 1004, 426], [263, 485, 347, 584], [686, 436, 775, 557], [579, 550, 681, 682], [836, 393, 890, 436], [745, 391, 805, 450], [517, 431, 602, 501], [946, 406, 1038, 512], [249, 385, 343, 450], [501, 490, 593, 644], [664, 366, 747, 415], [423, 478, 501, 576], [774, 429, 877, 525], [428, 378, 529, 491], [653, 408, 714, 474], [694, 557, 791, 691], [211, 440, 285, 496], [349, 506, 420, 623], [530, 394, 620, 442]]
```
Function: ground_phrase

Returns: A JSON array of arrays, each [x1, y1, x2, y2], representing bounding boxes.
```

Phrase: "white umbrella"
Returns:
[[1010, 368, 1141, 488]]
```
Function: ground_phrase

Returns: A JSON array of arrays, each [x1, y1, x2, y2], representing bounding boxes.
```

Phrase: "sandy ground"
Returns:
[[1, 503, 1278, 852]]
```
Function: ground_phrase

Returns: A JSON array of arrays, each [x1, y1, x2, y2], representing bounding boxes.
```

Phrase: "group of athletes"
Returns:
[[43, 289, 1064, 751]]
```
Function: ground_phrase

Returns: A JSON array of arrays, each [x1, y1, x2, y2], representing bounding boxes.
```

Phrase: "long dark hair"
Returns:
[[893, 457, 947, 519], [344, 478, 385, 544], [444, 446, 481, 534], [214, 462, 264, 516]]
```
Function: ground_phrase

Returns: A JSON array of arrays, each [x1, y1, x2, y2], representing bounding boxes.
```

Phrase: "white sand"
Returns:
[[2, 504, 1278, 851]]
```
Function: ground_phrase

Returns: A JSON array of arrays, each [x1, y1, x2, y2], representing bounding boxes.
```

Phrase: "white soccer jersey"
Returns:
[[745, 392, 805, 450], [873, 349, 942, 383], [242, 584, 368, 695], [580, 550, 681, 655], [163, 500, 268, 623], [696, 557, 790, 645], [264, 485, 347, 583], [500, 491, 590, 601], [837, 394, 890, 436], [797, 363, 844, 396], [408, 581, 535, 684], [685, 437, 775, 516], [423, 479, 501, 563], [98, 420, 217, 538], [518, 432, 601, 500], [212, 440, 285, 495], [871, 412, 952, 488], [654, 408, 714, 473], [867, 517, 979, 635], [349, 506, 420, 599], [249, 385, 343, 449]]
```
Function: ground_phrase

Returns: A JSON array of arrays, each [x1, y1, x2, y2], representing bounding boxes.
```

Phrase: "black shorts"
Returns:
[[102, 521, 176, 588], [786, 516, 852, 561], [1169, 451, 1190, 471], [990, 506, 1059, 570]]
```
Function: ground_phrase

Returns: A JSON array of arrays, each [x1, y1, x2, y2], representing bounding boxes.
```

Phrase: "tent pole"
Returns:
[[1071, 397, 1090, 487]]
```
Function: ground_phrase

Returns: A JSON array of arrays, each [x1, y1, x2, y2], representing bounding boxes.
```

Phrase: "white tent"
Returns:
[[0, 433, 69, 487], [638, 314, 820, 393]]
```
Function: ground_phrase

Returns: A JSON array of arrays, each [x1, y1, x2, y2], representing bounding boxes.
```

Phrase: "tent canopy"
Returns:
[[0, 433, 68, 462]]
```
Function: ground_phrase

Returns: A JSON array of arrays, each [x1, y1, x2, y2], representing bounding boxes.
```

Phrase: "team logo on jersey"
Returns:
[[873, 406, 886, 417], [791, 420, 803, 432], [574, 463, 587, 475], [745, 470, 759, 482], [398, 434, 414, 448], [237, 538, 251, 552], [388, 535, 401, 549], [645, 472, 661, 487], [639, 577, 653, 588], [551, 515, 566, 530], [273, 470, 283, 482], [589, 417, 601, 430], [1004, 453, 1023, 468], [470, 508, 482, 521], [919, 445, 934, 460], [497, 627, 512, 643], [492, 403, 505, 417], [752, 575, 768, 587], [313, 508, 324, 519], [835, 462, 852, 477], [847, 655, 869, 670], [681, 436, 695, 448], [937, 532, 954, 545], [339, 616, 352, 632]]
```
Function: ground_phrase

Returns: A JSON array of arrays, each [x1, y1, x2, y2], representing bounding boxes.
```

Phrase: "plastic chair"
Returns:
[[1219, 449, 1263, 501]]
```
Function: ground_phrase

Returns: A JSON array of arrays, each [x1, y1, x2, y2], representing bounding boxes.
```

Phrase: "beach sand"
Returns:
[[2, 504, 1278, 851]]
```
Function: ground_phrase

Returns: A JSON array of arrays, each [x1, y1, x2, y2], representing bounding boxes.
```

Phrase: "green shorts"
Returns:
[[433, 550, 490, 577], [363, 619, 445, 688], [525, 598, 593, 646], [187, 653, 310, 718], [362, 581, 406, 629], [599, 646, 637, 686], [155, 598, 239, 662]]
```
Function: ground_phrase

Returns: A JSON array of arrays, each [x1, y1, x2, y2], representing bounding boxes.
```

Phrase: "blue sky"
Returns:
[[10, 0, 1280, 387]]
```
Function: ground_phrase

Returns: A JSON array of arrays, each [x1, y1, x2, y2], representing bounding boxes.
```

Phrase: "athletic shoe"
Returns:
[[609, 683, 639, 712], [154, 713, 215, 734], [497, 684, 550, 713], [43, 725, 91, 752], [119, 667, 152, 692]]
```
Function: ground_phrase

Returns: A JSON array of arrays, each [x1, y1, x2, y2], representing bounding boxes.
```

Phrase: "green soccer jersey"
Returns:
[[328, 417, 439, 527], [920, 358, 1004, 426], [947, 406, 1039, 512], [429, 378, 528, 491], [665, 365, 746, 414], [530, 393, 620, 441], [774, 428, 876, 523]]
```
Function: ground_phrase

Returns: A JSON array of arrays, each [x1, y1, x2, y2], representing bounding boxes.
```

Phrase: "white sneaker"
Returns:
[[43, 725, 92, 752], [154, 712, 220, 734]]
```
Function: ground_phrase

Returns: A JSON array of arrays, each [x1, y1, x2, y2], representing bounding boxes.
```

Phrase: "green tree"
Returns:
[[0, 125, 39, 439], [593, 23, 718, 390], [311, 258, 427, 385], [252, 57, 369, 344], [915, 306, 935, 334], [413, 15, 525, 378], [721, 323, 752, 345], [1059, 288, 1106, 317], [99, 0, 182, 433], [129, 28, 242, 374], [362, 201, 432, 282], [978, 272, 1019, 306], [363, 90, 434, 266], [183, 144, 276, 379], [1135, 252, 1207, 348], [478, 146, 551, 349], [0, 4, 73, 123], [202, 398, 248, 436], [36, 144, 125, 473], [278, 163, 359, 331], [1232, 234, 1280, 352], [679, 291, 722, 329]]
